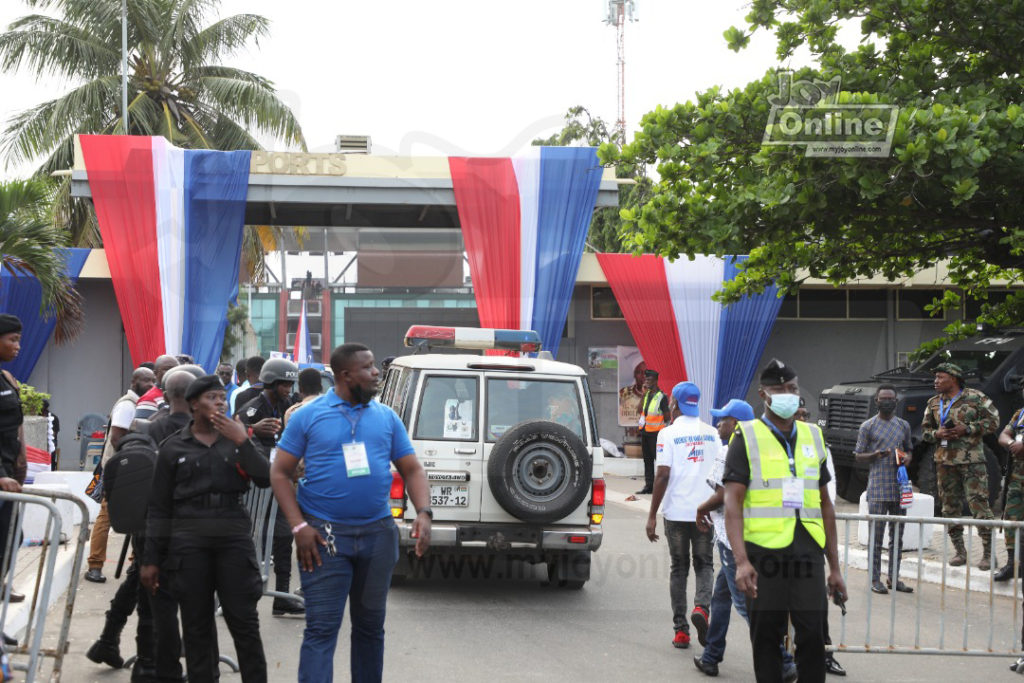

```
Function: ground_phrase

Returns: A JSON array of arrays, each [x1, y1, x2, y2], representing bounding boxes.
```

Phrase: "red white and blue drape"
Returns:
[[80, 135, 250, 372], [597, 254, 783, 424], [450, 147, 603, 357], [0, 248, 91, 382]]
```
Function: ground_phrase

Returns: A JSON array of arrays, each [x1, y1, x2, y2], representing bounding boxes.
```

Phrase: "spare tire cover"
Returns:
[[487, 419, 593, 524]]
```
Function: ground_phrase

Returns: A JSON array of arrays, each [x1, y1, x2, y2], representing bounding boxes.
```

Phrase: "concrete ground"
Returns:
[[12, 474, 1024, 682]]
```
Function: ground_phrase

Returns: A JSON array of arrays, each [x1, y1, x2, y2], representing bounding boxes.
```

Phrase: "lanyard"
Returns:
[[761, 416, 797, 476], [1016, 410, 1024, 431], [262, 394, 280, 419], [938, 391, 961, 426], [339, 403, 365, 442]]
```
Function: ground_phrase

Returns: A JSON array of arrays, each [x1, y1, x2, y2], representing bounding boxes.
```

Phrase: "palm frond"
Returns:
[[195, 75, 305, 149], [180, 13, 269, 70]]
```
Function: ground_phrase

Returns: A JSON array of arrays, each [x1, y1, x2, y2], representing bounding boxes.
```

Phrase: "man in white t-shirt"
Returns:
[[645, 381, 718, 650]]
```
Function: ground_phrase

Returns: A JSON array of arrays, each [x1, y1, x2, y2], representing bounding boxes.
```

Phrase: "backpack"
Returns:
[[105, 432, 159, 534]]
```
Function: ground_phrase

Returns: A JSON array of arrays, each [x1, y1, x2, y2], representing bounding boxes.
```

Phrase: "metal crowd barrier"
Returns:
[[0, 489, 89, 683], [833, 511, 1024, 665], [243, 486, 304, 605]]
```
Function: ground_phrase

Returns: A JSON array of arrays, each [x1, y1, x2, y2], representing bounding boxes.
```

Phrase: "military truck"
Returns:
[[819, 329, 1024, 508]]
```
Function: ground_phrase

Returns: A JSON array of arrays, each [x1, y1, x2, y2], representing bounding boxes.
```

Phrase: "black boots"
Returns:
[[271, 573, 305, 616]]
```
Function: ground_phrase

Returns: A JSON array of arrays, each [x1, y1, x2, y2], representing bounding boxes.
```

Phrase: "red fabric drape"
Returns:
[[596, 254, 688, 391], [80, 135, 165, 366], [449, 157, 521, 333]]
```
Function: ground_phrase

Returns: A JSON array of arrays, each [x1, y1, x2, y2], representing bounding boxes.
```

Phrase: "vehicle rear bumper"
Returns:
[[394, 520, 603, 553]]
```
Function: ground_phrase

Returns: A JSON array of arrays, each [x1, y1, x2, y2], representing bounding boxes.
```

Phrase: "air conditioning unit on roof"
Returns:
[[335, 135, 371, 154]]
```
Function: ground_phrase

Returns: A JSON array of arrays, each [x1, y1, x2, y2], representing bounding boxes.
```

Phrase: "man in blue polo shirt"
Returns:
[[271, 342, 431, 683]]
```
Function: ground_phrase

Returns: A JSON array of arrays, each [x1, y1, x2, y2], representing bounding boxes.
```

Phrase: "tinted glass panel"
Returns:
[[848, 289, 888, 319], [965, 291, 1013, 321], [413, 376, 478, 441], [778, 291, 798, 318], [799, 289, 847, 319], [592, 286, 624, 319], [485, 379, 584, 442], [898, 289, 944, 320]]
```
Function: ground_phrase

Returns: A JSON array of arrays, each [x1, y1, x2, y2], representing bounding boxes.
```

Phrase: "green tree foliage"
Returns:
[[221, 302, 247, 363], [19, 383, 50, 416], [0, 178, 83, 343], [602, 0, 1024, 353], [534, 106, 648, 253], [0, 0, 306, 277]]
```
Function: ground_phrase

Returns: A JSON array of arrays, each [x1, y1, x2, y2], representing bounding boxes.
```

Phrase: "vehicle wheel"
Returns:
[[547, 551, 590, 589], [487, 420, 592, 524]]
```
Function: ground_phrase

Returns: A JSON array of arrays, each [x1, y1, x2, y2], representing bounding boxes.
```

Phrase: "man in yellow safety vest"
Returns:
[[637, 369, 672, 494], [723, 359, 847, 683]]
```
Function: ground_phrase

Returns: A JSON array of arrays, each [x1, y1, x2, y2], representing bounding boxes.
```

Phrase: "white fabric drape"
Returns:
[[152, 137, 186, 355], [512, 147, 542, 330]]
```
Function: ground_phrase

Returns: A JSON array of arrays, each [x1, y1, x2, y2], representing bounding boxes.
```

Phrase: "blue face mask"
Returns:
[[767, 393, 801, 419]]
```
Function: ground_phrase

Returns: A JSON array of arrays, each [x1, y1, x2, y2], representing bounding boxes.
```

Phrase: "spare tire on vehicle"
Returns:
[[487, 419, 592, 524]]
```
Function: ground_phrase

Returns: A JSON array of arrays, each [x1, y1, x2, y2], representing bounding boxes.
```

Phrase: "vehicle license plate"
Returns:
[[430, 485, 469, 507]]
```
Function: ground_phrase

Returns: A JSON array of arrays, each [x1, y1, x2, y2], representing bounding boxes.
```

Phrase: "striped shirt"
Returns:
[[854, 414, 912, 502]]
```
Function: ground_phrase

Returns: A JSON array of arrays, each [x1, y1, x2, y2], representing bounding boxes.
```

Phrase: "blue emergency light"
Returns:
[[404, 326, 542, 353]]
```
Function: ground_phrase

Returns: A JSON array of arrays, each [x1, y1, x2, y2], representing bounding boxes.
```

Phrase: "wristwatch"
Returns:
[[417, 507, 433, 520]]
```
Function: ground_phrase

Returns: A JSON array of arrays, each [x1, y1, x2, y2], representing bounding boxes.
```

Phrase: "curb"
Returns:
[[5, 527, 81, 641]]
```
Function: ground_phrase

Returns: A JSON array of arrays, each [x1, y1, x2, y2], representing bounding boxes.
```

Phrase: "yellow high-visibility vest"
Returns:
[[642, 391, 666, 432], [738, 419, 827, 549]]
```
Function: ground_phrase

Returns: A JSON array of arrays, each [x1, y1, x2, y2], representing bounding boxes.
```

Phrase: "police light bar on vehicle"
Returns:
[[404, 326, 542, 353]]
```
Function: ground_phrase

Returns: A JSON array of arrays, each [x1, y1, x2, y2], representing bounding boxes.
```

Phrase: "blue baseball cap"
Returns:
[[710, 399, 755, 422], [671, 382, 700, 417]]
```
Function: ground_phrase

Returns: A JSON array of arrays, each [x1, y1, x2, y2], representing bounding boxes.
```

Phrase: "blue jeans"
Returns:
[[702, 541, 794, 668], [297, 516, 399, 683]]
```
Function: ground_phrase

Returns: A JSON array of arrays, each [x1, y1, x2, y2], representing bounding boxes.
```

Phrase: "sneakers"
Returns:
[[672, 630, 690, 649], [691, 606, 710, 647], [86, 639, 124, 669], [693, 655, 719, 677]]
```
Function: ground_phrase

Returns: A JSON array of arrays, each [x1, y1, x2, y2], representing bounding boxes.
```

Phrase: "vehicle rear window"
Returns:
[[413, 376, 478, 441], [485, 379, 585, 443]]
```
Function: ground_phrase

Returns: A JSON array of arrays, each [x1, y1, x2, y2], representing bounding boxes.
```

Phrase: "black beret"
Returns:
[[0, 314, 22, 337], [184, 374, 225, 402], [644, 369, 659, 378], [760, 358, 797, 386]]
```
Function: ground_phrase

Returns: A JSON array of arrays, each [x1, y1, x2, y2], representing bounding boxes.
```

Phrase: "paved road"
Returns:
[[40, 484, 1024, 682]]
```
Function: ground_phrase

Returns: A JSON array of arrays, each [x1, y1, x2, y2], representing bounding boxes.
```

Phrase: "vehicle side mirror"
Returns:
[[1003, 372, 1023, 394]]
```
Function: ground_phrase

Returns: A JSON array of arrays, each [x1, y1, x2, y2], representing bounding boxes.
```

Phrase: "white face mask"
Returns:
[[767, 393, 801, 419]]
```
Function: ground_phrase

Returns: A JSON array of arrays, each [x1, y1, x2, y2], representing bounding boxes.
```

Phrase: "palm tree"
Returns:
[[0, 0, 306, 277], [0, 179, 83, 343]]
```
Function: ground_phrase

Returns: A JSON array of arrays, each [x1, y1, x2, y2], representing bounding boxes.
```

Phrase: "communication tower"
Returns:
[[604, 0, 638, 143]]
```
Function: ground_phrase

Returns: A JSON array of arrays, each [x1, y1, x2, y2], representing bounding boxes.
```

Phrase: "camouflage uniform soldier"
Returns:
[[995, 377, 1024, 582], [921, 363, 1000, 570]]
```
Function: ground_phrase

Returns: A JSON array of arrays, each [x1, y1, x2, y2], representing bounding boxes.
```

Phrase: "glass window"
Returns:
[[591, 286, 624, 319], [778, 291, 798, 318], [799, 289, 847, 319], [393, 368, 415, 422], [965, 290, 1013, 320], [413, 376, 479, 441], [249, 296, 278, 357], [848, 289, 888, 319], [485, 379, 584, 443], [898, 289, 945, 320]]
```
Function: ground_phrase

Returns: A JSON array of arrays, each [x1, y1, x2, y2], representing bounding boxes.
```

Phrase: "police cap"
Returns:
[[932, 362, 964, 381], [184, 375, 224, 402], [644, 369, 659, 379], [760, 358, 797, 386]]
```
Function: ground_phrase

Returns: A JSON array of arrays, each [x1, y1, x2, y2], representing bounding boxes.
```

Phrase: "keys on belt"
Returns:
[[323, 523, 337, 557]]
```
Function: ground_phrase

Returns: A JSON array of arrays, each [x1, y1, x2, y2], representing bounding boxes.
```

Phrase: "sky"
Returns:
[[0, 0, 826, 179]]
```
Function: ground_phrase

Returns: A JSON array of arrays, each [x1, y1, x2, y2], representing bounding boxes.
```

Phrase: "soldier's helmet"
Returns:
[[260, 358, 299, 386]]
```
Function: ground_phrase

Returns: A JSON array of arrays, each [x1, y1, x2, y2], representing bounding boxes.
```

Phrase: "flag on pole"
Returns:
[[293, 301, 313, 364]]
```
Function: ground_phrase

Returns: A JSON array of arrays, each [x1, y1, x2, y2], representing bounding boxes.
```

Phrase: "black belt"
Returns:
[[175, 492, 244, 509]]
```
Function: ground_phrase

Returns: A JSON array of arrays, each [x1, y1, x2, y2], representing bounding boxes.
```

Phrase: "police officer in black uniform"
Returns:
[[235, 357, 303, 615], [141, 375, 270, 683]]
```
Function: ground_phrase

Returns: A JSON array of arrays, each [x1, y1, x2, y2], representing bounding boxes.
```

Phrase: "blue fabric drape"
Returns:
[[530, 147, 602, 357], [713, 256, 784, 407], [0, 248, 91, 382], [181, 150, 251, 373]]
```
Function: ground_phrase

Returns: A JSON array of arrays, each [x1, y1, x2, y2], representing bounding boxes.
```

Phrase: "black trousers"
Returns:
[[747, 554, 826, 683], [272, 509, 293, 592], [131, 535, 185, 682], [167, 535, 266, 683], [641, 431, 659, 489]]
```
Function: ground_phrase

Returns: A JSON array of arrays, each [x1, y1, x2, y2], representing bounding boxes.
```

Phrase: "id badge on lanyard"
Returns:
[[782, 478, 804, 509], [341, 405, 370, 477]]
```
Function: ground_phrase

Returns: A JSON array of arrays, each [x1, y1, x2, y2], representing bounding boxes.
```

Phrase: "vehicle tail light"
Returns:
[[589, 478, 605, 525], [390, 472, 406, 518]]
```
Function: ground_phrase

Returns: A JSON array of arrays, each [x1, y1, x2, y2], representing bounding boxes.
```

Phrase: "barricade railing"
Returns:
[[0, 489, 89, 683], [243, 486, 304, 605], [833, 511, 1024, 665]]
